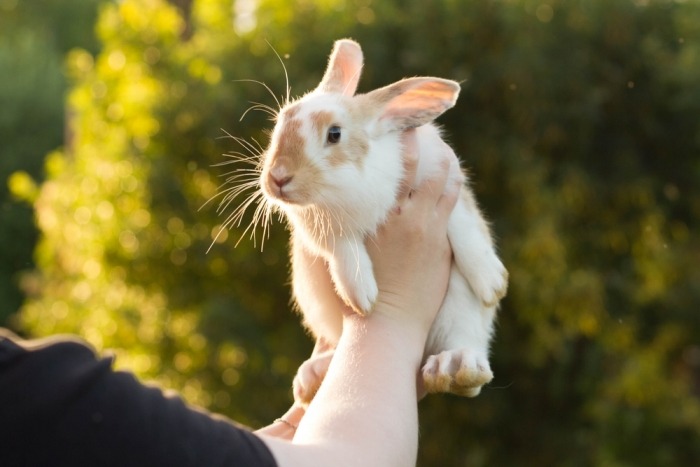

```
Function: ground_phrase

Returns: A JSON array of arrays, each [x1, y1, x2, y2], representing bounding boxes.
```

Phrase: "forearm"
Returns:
[[260, 312, 426, 467], [299, 311, 424, 459]]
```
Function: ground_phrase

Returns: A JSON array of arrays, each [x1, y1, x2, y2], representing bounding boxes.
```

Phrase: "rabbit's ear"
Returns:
[[365, 78, 460, 131], [316, 39, 364, 96]]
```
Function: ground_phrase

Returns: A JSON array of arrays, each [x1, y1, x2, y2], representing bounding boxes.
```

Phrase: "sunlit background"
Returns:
[[2, 0, 699, 465]]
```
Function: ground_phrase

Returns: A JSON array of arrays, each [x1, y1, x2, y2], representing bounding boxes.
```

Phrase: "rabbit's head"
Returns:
[[260, 39, 460, 228]]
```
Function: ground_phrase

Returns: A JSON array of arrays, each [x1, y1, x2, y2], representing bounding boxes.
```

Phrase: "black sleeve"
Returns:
[[0, 329, 278, 467]]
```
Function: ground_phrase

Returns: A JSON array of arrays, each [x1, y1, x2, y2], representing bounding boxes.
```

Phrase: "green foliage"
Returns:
[[0, 0, 100, 325], [10, 0, 700, 465]]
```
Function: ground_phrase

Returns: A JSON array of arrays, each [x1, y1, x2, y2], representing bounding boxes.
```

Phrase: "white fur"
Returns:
[[257, 40, 508, 400]]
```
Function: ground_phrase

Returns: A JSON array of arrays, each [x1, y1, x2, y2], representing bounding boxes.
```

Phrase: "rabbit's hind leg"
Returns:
[[422, 348, 493, 397], [422, 268, 496, 397]]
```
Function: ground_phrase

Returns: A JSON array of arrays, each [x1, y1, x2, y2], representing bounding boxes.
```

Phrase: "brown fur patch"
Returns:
[[327, 146, 347, 167], [310, 110, 334, 143], [317, 103, 370, 168], [273, 118, 305, 170], [347, 131, 369, 166], [325, 127, 369, 168], [282, 104, 300, 120]]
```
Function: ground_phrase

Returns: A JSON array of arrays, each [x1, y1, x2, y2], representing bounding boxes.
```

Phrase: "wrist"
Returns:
[[343, 307, 428, 362], [374, 290, 436, 337]]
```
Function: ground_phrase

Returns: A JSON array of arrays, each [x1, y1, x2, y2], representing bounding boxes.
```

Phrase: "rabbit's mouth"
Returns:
[[264, 182, 295, 204], [262, 174, 310, 207]]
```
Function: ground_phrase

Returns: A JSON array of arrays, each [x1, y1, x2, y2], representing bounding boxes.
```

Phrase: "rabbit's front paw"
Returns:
[[468, 255, 508, 307], [347, 277, 378, 316], [293, 350, 334, 406], [332, 245, 377, 315], [336, 272, 378, 316], [422, 348, 493, 397]]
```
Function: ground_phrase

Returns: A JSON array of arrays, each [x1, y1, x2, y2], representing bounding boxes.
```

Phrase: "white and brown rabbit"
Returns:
[[252, 39, 507, 402]]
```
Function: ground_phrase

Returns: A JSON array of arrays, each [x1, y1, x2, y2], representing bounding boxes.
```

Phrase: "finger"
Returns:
[[415, 153, 451, 207], [256, 404, 305, 439], [435, 142, 462, 213], [282, 404, 306, 426], [437, 177, 462, 217], [397, 129, 419, 201]]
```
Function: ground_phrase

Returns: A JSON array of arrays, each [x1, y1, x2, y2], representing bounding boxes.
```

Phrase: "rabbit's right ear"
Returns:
[[316, 39, 364, 96], [364, 77, 460, 131]]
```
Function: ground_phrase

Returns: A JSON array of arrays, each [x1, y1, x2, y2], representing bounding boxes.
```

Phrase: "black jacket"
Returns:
[[0, 329, 277, 467]]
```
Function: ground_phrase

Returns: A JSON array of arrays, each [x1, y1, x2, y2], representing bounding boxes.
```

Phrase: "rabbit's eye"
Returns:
[[327, 126, 341, 144]]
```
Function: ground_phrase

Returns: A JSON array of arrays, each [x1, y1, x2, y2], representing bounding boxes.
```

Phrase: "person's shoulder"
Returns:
[[0, 327, 100, 366]]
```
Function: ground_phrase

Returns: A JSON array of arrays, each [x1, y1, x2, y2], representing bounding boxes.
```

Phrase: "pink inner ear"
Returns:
[[397, 81, 459, 106], [383, 99, 451, 119], [317, 40, 364, 96], [373, 78, 460, 130]]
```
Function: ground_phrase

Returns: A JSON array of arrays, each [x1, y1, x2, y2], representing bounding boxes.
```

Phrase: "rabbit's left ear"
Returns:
[[316, 39, 364, 96], [365, 77, 460, 131]]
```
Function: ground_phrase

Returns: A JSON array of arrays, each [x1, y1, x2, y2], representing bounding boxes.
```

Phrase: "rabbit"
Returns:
[[252, 39, 508, 403]]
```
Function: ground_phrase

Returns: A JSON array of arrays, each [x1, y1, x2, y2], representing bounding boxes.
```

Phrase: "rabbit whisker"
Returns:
[[241, 102, 278, 121], [231, 78, 282, 113], [220, 190, 265, 249], [265, 39, 292, 107], [217, 183, 259, 216], [223, 131, 265, 159]]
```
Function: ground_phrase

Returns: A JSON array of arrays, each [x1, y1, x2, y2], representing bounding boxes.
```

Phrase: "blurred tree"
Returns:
[[0, 0, 101, 326], [11, 0, 700, 465]]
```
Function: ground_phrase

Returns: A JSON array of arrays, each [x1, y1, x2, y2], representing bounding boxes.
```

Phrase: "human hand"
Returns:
[[365, 129, 460, 336], [255, 404, 305, 440]]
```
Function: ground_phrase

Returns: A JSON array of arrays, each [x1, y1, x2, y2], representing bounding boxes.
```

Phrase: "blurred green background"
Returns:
[[2, 0, 699, 465]]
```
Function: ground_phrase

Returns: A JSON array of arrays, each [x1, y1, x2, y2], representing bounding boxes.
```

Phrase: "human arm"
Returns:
[[257, 129, 460, 466], [0, 329, 276, 467]]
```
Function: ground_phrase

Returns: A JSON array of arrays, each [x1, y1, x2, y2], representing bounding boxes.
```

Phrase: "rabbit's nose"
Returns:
[[270, 164, 293, 188], [271, 173, 293, 188]]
